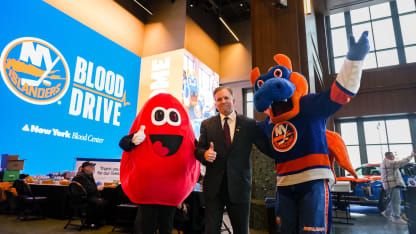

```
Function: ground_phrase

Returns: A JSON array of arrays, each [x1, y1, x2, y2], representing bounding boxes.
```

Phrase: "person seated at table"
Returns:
[[72, 161, 106, 228]]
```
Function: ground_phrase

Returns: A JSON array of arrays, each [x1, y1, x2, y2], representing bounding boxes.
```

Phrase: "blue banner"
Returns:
[[0, 0, 141, 175]]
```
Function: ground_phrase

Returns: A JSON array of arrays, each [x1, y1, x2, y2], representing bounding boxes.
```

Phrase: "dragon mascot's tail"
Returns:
[[326, 130, 358, 180]]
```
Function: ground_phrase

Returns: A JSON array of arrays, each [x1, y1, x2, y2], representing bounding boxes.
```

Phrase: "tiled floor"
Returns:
[[332, 205, 410, 234], [0, 213, 266, 234], [0, 206, 411, 234], [333, 212, 409, 234]]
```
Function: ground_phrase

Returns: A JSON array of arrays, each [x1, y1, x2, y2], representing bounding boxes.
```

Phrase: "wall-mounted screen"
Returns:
[[183, 50, 219, 139], [0, 0, 141, 175], [138, 49, 219, 140]]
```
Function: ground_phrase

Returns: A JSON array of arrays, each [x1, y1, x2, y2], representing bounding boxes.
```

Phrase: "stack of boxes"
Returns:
[[1, 154, 24, 182]]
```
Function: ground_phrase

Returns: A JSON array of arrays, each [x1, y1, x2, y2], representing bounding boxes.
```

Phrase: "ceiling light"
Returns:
[[219, 16, 240, 42], [133, 0, 153, 15]]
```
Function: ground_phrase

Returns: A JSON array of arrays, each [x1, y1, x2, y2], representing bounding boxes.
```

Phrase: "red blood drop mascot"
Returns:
[[119, 93, 199, 233]]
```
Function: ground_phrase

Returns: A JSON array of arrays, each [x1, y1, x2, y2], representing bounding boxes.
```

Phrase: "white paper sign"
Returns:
[[75, 158, 120, 183]]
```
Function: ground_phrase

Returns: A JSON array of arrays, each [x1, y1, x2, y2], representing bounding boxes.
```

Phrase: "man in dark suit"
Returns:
[[195, 86, 270, 234]]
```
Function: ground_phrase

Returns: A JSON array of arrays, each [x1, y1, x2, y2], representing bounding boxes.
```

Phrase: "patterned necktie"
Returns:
[[223, 117, 231, 151]]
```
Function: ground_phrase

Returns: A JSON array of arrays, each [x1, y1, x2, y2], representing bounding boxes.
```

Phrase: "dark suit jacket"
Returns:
[[195, 114, 270, 203]]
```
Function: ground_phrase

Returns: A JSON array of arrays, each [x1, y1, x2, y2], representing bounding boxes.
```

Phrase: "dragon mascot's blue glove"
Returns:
[[347, 31, 370, 61]]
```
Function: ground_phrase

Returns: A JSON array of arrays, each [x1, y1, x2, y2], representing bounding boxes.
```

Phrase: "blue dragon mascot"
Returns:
[[251, 31, 369, 233]]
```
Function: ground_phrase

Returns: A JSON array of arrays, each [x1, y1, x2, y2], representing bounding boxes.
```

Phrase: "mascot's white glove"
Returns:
[[132, 125, 146, 145]]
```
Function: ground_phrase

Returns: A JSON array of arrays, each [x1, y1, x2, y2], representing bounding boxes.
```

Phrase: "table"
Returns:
[[332, 181, 353, 225], [332, 192, 354, 225], [29, 184, 117, 220], [29, 184, 69, 219]]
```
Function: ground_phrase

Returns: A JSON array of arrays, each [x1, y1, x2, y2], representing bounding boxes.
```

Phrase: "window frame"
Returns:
[[243, 88, 254, 118], [326, 0, 416, 74], [336, 114, 416, 175]]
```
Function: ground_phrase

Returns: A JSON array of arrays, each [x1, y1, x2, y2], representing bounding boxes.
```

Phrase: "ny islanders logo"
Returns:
[[0, 37, 70, 105], [271, 121, 297, 152]]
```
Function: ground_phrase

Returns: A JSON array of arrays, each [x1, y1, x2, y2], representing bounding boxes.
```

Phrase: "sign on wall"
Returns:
[[137, 49, 185, 111], [138, 49, 218, 139], [75, 158, 120, 184], [0, 0, 141, 175]]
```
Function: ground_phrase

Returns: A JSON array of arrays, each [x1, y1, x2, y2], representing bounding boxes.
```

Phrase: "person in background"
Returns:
[[76, 165, 82, 175], [194, 86, 271, 234], [72, 161, 106, 228], [381, 151, 415, 225]]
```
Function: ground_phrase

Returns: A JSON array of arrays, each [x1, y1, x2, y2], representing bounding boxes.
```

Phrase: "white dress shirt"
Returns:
[[220, 111, 236, 142]]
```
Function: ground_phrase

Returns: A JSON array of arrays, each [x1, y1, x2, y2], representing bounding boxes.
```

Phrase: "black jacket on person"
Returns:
[[195, 114, 271, 203], [72, 171, 100, 200]]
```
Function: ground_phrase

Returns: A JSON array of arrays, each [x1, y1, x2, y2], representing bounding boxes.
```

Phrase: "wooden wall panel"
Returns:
[[251, 0, 305, 74], [334, 64, 416, 118]]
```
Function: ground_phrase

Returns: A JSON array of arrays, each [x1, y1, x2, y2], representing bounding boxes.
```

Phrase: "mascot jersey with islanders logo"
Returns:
[[258, 90, 345, 186], [120, 93, 200, 206], [252, 31, 369, 187], [0, 37, 70, 105]]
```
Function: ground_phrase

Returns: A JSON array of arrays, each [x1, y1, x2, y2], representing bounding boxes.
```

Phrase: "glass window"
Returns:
[[403, 164, 416, 176], [352, 23, 375, 51], [367, 145, 389, 163], [246, 91, 253, 102], [370, 2, 391, 19], [327, 0, 416, 72], [351, 7, 370, 24], [246, 102, 253, 118], [376, 49, 399, 67], [346, 146, 361, 170], [405, 46, 416, 63], [372, 19, 396, 50], [338, 115, 415, 172], [386, 119, 412, 143], [364, 120, 387, 144], [400, 13, 416, 45], [362, 52, 377, 69], [356, 167, 363, 176], [331, 28, 348, 57], [244, 89, 254, 118], [340, 122, 359, 145], [330, 12, 345, 27], [361, 166, 381, 175], [389, 144, 414, 159], [397, 0, 416, 14]]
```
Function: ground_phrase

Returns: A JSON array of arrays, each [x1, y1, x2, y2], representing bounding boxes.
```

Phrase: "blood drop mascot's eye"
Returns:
[[120, 93, 200, 206]]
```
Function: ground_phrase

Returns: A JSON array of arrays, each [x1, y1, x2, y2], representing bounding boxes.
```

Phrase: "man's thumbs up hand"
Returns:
[[209, 142, 214, 151], [204, 142, 217, 163]]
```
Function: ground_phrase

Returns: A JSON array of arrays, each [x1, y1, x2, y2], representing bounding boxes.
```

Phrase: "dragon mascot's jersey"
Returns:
[[259, 88, 350, 186], [251, 32, 369, 233]]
